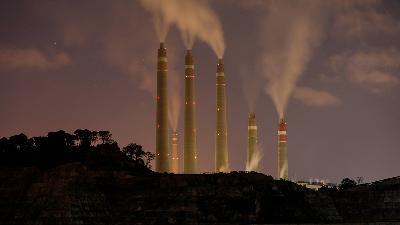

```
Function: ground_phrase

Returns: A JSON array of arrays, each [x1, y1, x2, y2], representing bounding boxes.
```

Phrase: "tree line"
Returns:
[[0, 129, 155, 169]]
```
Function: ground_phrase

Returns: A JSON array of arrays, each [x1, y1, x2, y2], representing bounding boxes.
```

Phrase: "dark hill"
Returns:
[[0, 160, 399, 224]]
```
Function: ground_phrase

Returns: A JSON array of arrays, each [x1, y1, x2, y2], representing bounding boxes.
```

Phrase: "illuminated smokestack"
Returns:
[[156, 42, 170, 172], [171, 131, 179, 174], [215, 58, 229, 172], [277, 118, 288, 179], [247, 113, 259, 172], [183, 50, 198, 173]]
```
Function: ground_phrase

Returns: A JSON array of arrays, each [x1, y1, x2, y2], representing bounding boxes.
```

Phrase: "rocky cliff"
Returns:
[[0, 163, 399, 225]]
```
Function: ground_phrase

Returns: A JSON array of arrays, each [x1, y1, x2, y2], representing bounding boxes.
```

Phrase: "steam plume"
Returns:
[[140, 0, 225, 57], [262, 1, 325, 118], [245, 146, 262, 172], [140, 0, 171, 42]]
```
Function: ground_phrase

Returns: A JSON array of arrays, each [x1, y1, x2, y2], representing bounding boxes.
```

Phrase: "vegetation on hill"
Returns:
[[0, 130, 155, 171]]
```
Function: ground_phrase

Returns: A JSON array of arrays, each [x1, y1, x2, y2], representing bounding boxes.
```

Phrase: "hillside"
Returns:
[[1, 160, 399, 225]]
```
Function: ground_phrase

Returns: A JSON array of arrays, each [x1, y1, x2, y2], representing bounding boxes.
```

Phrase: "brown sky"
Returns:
[[1, 0, 400, 182]]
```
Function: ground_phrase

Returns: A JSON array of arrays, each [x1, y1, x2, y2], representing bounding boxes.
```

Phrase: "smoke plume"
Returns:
[[140, 0, 225, 57], [261, 1, 325, 118], [245, 145, 262, 172], [140, 0, 171, 42], [140, 0, 225, 130]]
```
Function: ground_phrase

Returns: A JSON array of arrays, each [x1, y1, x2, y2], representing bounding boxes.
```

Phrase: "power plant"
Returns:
[[215, 58, 229, 172], [183, 50, 198, 174], [278, 118, 288, 179], [155, 42, 170, 173], [153, 43, 289, 177], [171, 131, 179, 174], [247, 113, 259, 172]]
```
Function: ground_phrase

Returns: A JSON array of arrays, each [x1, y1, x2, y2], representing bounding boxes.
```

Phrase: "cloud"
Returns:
[[293, 86, 341, 107], [328, 48, 400, 92], [332, 0, 400, 38], [0, 48, 70, 71]]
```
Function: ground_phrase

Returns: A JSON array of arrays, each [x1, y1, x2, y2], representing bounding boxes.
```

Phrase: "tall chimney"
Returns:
[[183, 50, 198, 173], [171, 131, 179, 174], [247, 113, 259, 172], [277, 118, 288, 179], [155, 42, 170, 172], [215, 58, 229, 172]]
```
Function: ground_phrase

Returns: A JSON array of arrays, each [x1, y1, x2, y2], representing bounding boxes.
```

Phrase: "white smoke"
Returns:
[[279, 160, 289, 180], [261, 1, 325, 118], [140, 0, 225, 57], [246, 148, 262, 172]]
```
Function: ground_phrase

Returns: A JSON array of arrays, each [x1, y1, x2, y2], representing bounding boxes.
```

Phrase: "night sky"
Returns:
[[1, 0, 400, 183]]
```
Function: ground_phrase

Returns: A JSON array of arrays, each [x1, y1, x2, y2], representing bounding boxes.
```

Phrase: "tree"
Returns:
[[74, 129, 96, 150], [47, 130, 76, 152], [33, 136, 49, 151], [122, 143, 155, 168], [339, 178, 357, 190], [8, 133, 31, 151], [98, 131, 113, 144], [143, 151, 155, 169], [355, 176, 364, 184], [91, 131, 99, 145], [0, 137, 9, 153]]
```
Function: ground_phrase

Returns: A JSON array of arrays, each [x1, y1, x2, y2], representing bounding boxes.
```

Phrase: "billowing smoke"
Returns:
[[140, 0, 225, 57], [140, 0, 171, 42], [261, 1, 325, 118], [140, 0, 225, 130], [245, 145, 262, 172]]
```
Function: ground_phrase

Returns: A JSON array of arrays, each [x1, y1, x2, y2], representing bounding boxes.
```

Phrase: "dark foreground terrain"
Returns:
[[1, 160, 400, 225]]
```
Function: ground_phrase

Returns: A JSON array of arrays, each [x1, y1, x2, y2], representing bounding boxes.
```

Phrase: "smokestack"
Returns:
[[247, 113, 259, 172], [171, 131, 179, 174], [156, 42, 170, 172], [277, 118, 288, 179], [215, 58, 229, 172], [183, 50, 198, 173]]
